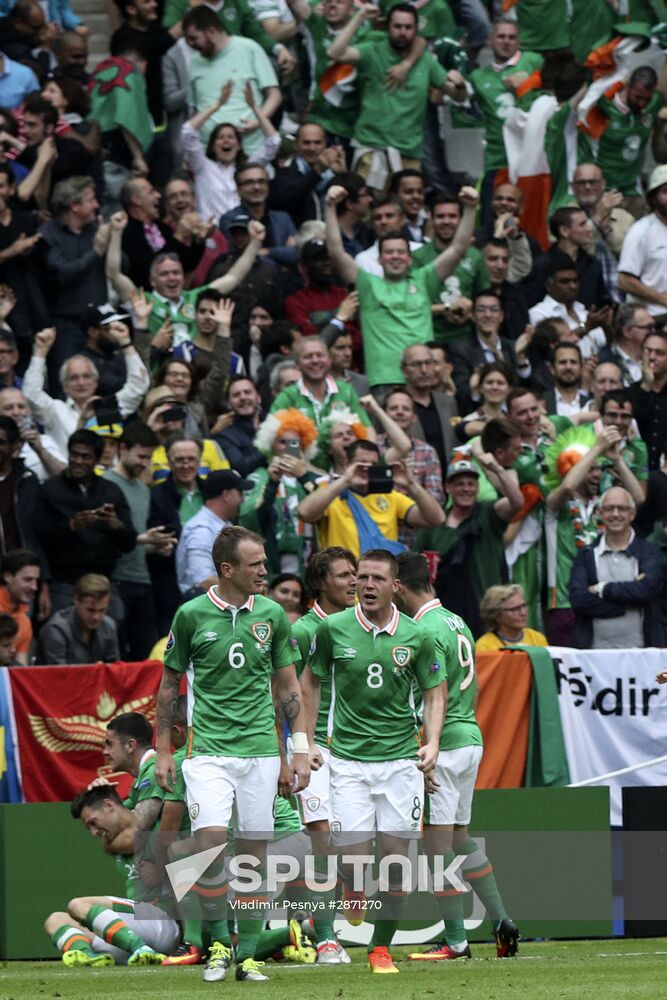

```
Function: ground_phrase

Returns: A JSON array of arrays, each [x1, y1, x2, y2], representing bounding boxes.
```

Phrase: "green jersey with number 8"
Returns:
[[414, 598, 482, 751], [164, 588, 299, 758], [308, 604, 445, 762]]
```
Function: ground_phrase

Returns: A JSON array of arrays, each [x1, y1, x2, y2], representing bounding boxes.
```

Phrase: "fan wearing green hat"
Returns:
[[543, 422, 643, 646]]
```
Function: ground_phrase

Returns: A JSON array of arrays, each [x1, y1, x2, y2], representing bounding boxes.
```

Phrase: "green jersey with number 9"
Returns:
[[414, 598, 482, 751], [308, 604, 445, 762], [164, 588, 300, 758]]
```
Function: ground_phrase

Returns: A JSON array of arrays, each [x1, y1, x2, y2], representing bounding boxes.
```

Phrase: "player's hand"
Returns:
[[308, 743, 323, 771], [657, 670, 667, 685], [87, 776, 118, 790], [458, 186, 479, 209], [138, 858, 163, 887], [424, 771, 440, 794], [417, 741, 439, 774], [291, 753, 311, 793], [155, 749, 177, 791], [277, 758, 294, 798]]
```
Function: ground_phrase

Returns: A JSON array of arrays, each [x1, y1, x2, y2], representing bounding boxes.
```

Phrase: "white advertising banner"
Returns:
[[550, 647, 667, 825]]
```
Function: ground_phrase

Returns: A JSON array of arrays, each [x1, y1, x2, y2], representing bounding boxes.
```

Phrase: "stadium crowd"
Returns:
[[0, 0, 664, 979]]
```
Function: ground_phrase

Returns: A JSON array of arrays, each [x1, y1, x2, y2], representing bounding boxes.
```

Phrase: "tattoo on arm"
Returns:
[[134, 797, 163, 831], [280, 690, 301, 731], [156, 668, 180, 737]]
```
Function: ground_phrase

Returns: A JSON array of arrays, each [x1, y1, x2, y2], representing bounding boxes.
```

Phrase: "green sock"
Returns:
[[313, 917, 336, 944], [182, 919, 204, 949], [311, 854, 337, 943], [196, 860, 228, 926], [435, 851, 467, 947], [459, 838, 507, 922], [234, 867, 268, 963], [51, 924, 95, 958], [85, 905, 145, 954], [207, 919, 232, 947], [368, 886, 408, 951], [236, 919, 265, 962], [254, 926, 291, 961]]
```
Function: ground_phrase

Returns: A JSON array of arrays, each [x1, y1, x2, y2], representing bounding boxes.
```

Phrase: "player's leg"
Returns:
[[45, 910, 115, 967], [298, 747, 345, 962], [408, 747, 473, 960], [66, 895, 165, 965], [233, 755, 281, 981], [181, 755, 237, 981], [454, 828, 519, 954], [367, 759, 424, 973], [328, 755, 376, 928]]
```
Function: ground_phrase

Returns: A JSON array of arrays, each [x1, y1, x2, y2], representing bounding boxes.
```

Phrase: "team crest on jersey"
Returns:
[[306, 797, 321, 812], [182, 303, 195, 319], [375, 496, 389, 512], [189, 803, 200, 820], [165, 630, 175, 651], [392, 646, 411, 669], [330, 820, 342, 834], [252, 622, 272, 643]]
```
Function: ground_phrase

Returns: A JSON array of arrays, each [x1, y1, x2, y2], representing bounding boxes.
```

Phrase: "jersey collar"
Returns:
[[311, 600, 328, 619], [491, 50, 522, 72], [355, 602, 399, 635], [414, 598, 442, 621], [206, 586, 255, 613]]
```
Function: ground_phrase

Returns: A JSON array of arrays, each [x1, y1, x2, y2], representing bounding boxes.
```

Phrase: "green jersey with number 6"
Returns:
[[292, 601, 333, 747], [414, 598, 481, 751], [164, 588, 299, 758], [308, 604, 445, 762]]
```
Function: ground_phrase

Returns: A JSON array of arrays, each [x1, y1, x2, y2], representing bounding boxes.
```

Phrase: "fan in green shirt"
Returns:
[[467, 18, 543, 174], [587, 70, 665, 196], [412, 194, 488, 344], [325, 182, 479, 388], [325, 2, 467, 163], [106, 208, 266, 350]]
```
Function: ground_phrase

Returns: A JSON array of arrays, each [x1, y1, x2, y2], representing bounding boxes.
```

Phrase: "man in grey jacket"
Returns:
[[36, 573, 119, 665]]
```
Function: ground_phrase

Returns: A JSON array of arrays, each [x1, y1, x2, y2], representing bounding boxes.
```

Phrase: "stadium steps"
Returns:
[[69, 0, 113, 68]]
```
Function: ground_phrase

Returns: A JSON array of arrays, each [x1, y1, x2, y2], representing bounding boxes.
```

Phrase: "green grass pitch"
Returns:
[[3, 940, 667, 1000]]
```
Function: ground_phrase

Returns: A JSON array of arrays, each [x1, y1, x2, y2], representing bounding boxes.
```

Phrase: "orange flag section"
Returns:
[[475, 651, 532, 788]]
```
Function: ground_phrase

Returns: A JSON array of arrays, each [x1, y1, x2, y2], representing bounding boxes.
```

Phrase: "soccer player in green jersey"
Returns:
[[395, 553, 519, 961], [293, 546, 357, 964], [155, 525, 310, 983], [301, 548, 445, 974], [44, 785, 180, 967]]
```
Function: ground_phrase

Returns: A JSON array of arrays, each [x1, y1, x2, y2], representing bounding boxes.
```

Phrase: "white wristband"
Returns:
[[292, 732, 309, 754]]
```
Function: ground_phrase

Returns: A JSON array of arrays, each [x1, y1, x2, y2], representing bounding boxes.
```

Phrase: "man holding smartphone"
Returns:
[[297, 438, 445, 558]]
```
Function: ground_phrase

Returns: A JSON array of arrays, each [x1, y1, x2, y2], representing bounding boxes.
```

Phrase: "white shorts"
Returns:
[[297, 744, 331, 825], [427, 745, 483, 826], [182, 755, 280, 836], [92, 898, 180, 964], [329, 756, 423, 841]]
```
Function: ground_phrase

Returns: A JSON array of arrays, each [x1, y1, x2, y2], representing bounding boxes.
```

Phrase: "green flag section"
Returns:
[[89, 57, 153, 153], [524, 646, 570, 788]]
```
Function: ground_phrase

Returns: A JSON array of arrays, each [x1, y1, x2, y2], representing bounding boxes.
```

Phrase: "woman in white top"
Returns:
[[181, 80, 280, 221]]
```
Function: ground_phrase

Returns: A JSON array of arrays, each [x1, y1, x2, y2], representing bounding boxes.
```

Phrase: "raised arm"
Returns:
[[546, 427, 616, 512], [472, 451, 522, 521], [433, 186, 479, 281], [359, 393, 410, 459], [209, 220, 265, 294], [105, 211, 136, 302], [327, 2, 376, 61], [325, 185, 358, 285], [187, 79, 233, 135], [297, 461, 360, 522]]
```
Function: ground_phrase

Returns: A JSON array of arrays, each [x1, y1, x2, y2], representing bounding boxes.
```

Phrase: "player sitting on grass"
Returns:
[[44, 785, 179, 966]]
